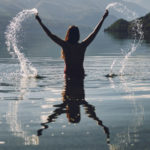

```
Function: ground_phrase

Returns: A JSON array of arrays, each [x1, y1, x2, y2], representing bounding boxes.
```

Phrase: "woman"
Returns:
[[35, 10, 109, 77]]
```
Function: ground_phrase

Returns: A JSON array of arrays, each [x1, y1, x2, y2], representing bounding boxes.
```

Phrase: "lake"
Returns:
[[0, 33, 150, 150]]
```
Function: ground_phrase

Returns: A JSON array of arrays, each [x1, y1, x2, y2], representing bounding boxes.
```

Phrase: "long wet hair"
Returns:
[[61, 25, 80, 59]]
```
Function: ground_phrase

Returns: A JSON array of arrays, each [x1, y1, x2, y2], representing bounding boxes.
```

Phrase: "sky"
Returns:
[[123, 0, 150, 10]]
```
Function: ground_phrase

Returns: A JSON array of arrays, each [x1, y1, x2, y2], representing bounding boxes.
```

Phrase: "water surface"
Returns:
[[0, 54, 150, 150]]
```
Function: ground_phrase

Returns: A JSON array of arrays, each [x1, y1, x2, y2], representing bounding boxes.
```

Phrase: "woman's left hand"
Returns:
[[35, 13, 42, 23], [103, 10, 109, 18]]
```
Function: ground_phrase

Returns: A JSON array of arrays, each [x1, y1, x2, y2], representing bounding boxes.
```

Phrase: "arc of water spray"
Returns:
[[106, 3, 145, 149], [119, 19, 144, 74], [106, 2, 144, 75], [6, 100, 39, 145], [5, 8, 38, 78]]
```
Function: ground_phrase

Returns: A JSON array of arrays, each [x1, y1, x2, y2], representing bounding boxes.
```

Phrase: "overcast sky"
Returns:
[[123, 0, 150, 10]]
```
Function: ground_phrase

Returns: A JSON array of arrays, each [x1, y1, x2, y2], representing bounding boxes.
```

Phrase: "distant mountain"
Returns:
[[0, 0, 148, 21], [104, 12, 150, 41], [0, 0, 148, 29], [104, 19, 129, 34]]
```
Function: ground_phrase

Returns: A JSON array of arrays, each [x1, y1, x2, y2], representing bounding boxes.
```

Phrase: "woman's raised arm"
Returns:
[[81, 10, 109, 47], [35, 14, 65, 47]]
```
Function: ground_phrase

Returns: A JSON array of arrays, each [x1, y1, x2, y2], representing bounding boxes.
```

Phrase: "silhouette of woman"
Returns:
[[35, 10, 109, 77]]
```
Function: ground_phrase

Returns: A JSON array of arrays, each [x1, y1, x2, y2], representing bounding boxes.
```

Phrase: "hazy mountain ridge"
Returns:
[[0, 0, 148, 20], [0, 0, 148, 29]]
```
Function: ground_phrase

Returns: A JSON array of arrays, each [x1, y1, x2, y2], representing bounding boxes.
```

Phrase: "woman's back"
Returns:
[[63, 42, 86, 77]]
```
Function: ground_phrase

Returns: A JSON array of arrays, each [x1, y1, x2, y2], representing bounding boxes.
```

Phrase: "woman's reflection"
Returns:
[[37, 76, 110, 143]]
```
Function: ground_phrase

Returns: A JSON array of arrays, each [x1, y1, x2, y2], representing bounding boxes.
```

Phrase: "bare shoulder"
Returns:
[[79, 40, 88, 48]]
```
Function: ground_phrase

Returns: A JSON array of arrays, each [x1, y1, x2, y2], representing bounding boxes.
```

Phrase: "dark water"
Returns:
[[0, 32, 150, 149]]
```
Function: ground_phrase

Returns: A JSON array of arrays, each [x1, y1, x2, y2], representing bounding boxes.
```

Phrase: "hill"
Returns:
[[104, 13, 150, 41]]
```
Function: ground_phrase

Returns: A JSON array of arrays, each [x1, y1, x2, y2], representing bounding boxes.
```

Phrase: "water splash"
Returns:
[[110, 59, 117, 74], [106, 2, 144, 75], [5, 8, 38, 78], [106, 2, 137, 19], [105, 59, 118, 78], [119, 19, 144, 74], [106, 2, 118, 10]]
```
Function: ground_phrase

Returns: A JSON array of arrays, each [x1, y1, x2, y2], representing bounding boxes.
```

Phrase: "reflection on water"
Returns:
[[37, 76, 110, 143], [108, 74, 144, 150], [6, 101, 39, 145], [6, 76, 39, 145]]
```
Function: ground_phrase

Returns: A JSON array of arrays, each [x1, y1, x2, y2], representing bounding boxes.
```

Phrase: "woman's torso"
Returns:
[[62, 42, 86, 77]]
